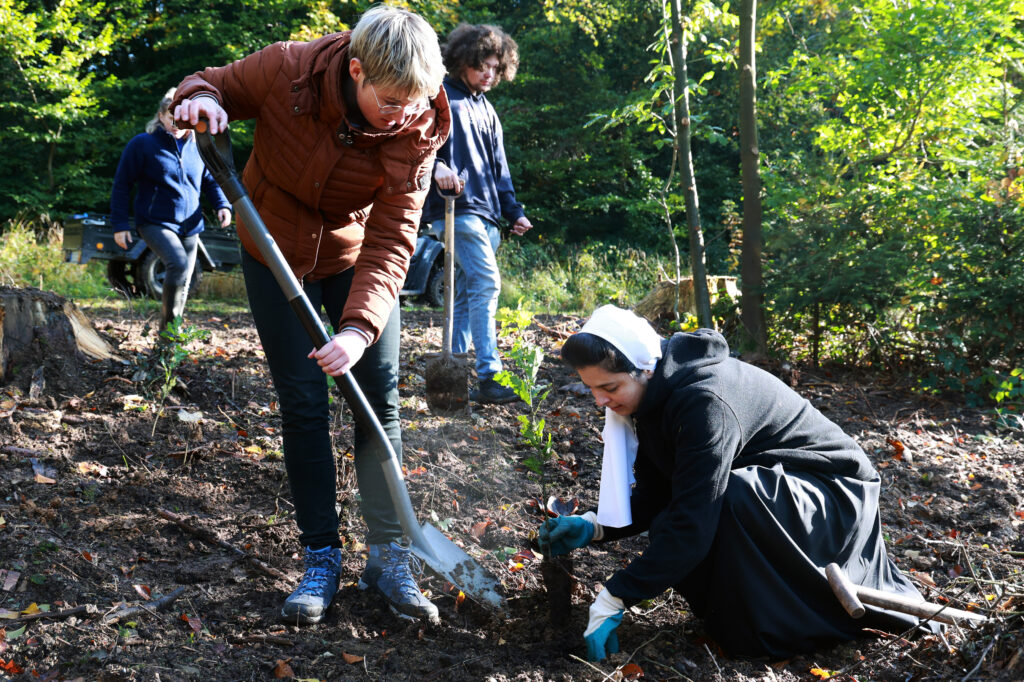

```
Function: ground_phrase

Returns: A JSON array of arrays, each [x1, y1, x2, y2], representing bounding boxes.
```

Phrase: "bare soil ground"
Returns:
[[1, 301, 1022, 681]]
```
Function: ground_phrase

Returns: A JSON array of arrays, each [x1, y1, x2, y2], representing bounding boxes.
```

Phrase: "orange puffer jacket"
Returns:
[[174, 32, 450, 342]]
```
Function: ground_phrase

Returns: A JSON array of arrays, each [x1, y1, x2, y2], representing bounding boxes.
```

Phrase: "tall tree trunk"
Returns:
[[670, 0, 713, 328], [738, 0, 767, 353]]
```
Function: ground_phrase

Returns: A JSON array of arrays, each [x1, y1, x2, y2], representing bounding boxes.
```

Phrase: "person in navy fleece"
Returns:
[[421, 24, 533, 404], [110, 88, 231, 334]]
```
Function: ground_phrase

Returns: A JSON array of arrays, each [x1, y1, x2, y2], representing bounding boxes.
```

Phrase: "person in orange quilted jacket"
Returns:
[[173, 6, 449, 625]]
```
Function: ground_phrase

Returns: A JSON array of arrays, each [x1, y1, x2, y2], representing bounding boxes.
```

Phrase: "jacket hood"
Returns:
[[637, 329, 731, 416], [443, 74, 481, 100]]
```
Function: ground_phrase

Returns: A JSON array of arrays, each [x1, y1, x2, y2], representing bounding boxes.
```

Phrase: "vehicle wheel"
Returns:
[[134, 251, 203, 300], [106, 261, 140, 298], [424, 262, 444, 308]]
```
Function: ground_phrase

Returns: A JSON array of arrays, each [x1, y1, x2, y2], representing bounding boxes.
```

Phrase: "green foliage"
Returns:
[[145, 318, 211, 436], [0, 218, 110, 297], [757, 0, 1024, 396], [499, 240, 672, 314], [990, 368, 1024, 406], [493, 304, 554, 490], [0, 0, 123, 217], [1, 0, 1022, 411]]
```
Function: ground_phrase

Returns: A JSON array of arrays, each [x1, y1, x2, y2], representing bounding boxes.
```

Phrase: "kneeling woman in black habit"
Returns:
[[539, 305, 938, 661]]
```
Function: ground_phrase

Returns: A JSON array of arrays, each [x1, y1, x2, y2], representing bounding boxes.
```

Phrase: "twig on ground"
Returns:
[[568, 654, 620, 681], [8, 604, 97, 624], [702, 642, 722, 674], [535, 319, 572, 340], [642, 657, 692, 680], [103, 419, 150, 473], [156, 507, 288, 580], [960, 635, 997, 681], [102, 586, 186, 625], [1, 445, 45, 457], [228, 634, 296, 647], [421, 654, 491, 681]]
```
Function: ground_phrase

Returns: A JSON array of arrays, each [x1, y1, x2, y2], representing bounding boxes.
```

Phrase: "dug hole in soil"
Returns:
[[0, 301, 1022, 681]]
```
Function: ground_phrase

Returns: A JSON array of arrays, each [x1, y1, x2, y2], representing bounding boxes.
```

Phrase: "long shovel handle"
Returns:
[[441, 195, 455, 358], [435, 177, 463, 359], [194, 121, 436, 560]]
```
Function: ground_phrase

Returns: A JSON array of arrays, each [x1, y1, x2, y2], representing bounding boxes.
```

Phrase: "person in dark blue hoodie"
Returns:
[[110, 88, 231, 334], [421, 24, 533, 404], [539, 305, 940, 662]]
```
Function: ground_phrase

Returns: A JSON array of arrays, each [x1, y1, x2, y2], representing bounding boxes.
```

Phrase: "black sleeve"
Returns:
[[605, 390, 742, 606]]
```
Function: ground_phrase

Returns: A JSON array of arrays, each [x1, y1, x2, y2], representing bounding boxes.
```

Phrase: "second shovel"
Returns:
[[423, 183, 471, 416]]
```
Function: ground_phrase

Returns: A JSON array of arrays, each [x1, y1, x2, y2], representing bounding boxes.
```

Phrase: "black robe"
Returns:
[[598, 329, 935, 659]]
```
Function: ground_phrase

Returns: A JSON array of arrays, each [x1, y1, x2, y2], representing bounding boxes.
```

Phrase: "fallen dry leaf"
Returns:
[[342, 652, 363, 664], [272, 658, 295, 678], [77, 462, 109, 478], [617, 662, 644, 679]]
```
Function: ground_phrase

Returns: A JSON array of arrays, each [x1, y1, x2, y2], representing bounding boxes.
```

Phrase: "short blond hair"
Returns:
[[349, 5, 445, 99]]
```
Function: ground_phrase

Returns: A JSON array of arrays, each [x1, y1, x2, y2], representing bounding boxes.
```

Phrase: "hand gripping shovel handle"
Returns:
[[192, 120, 435, 561], [194, 123, 506, 612]]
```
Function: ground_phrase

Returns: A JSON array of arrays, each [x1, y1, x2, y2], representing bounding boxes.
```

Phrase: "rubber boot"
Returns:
[[159, 281, 189, 335]]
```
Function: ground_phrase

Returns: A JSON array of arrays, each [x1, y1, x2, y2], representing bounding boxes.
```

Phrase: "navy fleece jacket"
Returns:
[[110, 127, 229, 237], [420, 75, 524, 227]]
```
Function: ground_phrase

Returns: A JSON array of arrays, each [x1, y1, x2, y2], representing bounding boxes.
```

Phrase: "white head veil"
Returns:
[[579, 305, 663, 527]]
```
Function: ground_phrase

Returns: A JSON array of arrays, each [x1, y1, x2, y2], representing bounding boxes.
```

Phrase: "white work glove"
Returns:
[[584, 587, 625, 661]]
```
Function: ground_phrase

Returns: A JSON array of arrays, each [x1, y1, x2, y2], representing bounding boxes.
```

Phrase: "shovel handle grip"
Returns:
[[826, 562, 988, 625], [826, 562, 866, 618]]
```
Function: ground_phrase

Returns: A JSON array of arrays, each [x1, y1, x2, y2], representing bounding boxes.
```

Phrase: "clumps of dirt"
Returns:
[[0, 304, 1020, 681]]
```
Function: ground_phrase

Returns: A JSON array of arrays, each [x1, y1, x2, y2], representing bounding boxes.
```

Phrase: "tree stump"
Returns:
[[633, 276, 740, 323], [0, 286, 120, 392]]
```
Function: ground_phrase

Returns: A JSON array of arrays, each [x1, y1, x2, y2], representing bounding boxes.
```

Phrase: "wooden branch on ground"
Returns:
[[534, 320, 571, 340], [1, 445, 45, 457], [156, 508, 288, 580], [228, 634, 296, 647], [102, 586, 186, 625], [8, 604, 98, 624]]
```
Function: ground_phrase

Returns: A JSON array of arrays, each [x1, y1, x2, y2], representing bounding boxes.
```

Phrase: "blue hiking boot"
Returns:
[[280, 546, 342, 625], [359, 540, 439, 623]]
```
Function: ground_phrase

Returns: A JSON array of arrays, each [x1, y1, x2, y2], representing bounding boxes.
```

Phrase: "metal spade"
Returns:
[[193, 120, 505, 612]]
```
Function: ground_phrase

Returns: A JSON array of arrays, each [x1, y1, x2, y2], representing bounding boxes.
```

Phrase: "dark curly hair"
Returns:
[[441, 23, 519, 84]]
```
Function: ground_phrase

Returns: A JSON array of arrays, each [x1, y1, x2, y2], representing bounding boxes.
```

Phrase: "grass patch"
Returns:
[[499, 239, 675, 315], [1, 216, 250, 308], [4, 215, 678, 319], [0, 216, 112, 298]]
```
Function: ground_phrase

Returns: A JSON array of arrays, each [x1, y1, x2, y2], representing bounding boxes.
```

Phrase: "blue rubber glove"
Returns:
[[584, 588, 625, 661], [538, 512, 600, 556]]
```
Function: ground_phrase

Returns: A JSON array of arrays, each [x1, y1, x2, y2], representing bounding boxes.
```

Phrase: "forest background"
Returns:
[[1, 0, 1023, 412]]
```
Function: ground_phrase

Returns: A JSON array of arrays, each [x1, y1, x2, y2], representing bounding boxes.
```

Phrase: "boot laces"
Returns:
[[295, 549, 339, 597], [381, 543, 423, 598]]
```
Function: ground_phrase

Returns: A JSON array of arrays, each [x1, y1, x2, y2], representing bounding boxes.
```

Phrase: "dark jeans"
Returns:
[[137, 223, 198, 289], [241, 250, 403, 548]]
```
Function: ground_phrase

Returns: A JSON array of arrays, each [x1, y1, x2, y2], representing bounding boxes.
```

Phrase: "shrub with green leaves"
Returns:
[[0, 218, 110, 298], [493, 304, 554, 500]]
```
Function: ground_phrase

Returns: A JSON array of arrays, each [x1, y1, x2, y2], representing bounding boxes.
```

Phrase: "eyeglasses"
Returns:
[[368, 82, 426, 117]]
